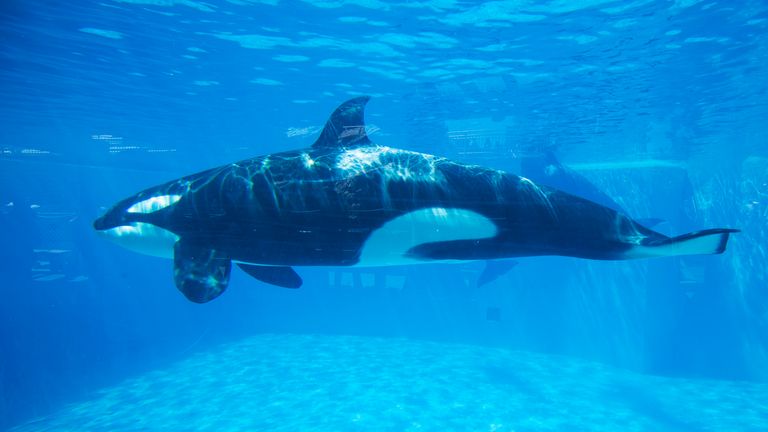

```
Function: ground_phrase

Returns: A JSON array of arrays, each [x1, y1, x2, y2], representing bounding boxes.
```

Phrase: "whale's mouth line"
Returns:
[[93, 218, 135, 232], [96, 222, 177, 237], [94, 222, 142, 237], [93, 211, 150, 231]]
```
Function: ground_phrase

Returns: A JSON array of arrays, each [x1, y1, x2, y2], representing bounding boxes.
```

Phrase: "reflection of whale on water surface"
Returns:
[[93, 97, 738, 303]]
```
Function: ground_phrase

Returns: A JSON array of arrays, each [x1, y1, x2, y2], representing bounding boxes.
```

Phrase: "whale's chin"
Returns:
[[96, 222, 179, 259]]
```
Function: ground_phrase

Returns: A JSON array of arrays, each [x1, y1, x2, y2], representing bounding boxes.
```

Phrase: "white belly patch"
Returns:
[[356, 207, 497, 267]]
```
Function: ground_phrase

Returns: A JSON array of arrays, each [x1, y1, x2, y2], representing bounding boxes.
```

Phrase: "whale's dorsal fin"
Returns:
[[312, 96, 371, 149]]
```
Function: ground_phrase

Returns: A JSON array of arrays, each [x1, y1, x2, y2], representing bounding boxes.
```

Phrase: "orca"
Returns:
[[522, 148, 625, 214], [93, 97, 738, 303], [521, 148, 663, 228]]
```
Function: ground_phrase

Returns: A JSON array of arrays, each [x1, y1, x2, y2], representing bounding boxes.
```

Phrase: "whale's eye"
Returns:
[[127, 195, 182, 214]]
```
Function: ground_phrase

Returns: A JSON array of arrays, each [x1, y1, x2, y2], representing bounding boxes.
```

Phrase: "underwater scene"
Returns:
[[1, 0, 767, 430]]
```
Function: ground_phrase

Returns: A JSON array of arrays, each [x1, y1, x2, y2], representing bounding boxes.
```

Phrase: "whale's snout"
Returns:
[[93, 215, 108, 231]]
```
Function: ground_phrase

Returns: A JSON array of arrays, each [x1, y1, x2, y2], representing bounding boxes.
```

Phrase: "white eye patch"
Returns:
[[127, 194, 182, 214]]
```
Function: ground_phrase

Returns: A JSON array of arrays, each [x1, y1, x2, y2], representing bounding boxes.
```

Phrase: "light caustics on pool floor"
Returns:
[[11, 334, 768, 432]]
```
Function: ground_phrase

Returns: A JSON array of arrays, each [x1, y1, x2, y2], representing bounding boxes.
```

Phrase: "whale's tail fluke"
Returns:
[[629, 228, 739, 259]]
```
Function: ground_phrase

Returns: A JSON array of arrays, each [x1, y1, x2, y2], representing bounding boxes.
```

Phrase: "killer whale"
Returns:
[[520, 148, 663, 227], [94, 97, 738, 303], [522, 148, 625, 214]]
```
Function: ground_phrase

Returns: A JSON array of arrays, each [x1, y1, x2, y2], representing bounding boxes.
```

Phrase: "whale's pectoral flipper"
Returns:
[[478, 260, 519, 287], [631, 228, 740, 258], [173, 240, 231, 303], [237, 263, 302, 289]]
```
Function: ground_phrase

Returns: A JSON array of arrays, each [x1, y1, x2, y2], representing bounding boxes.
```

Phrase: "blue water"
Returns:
[[1, 0, 767, 430], [9, 335, 768, 431]]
